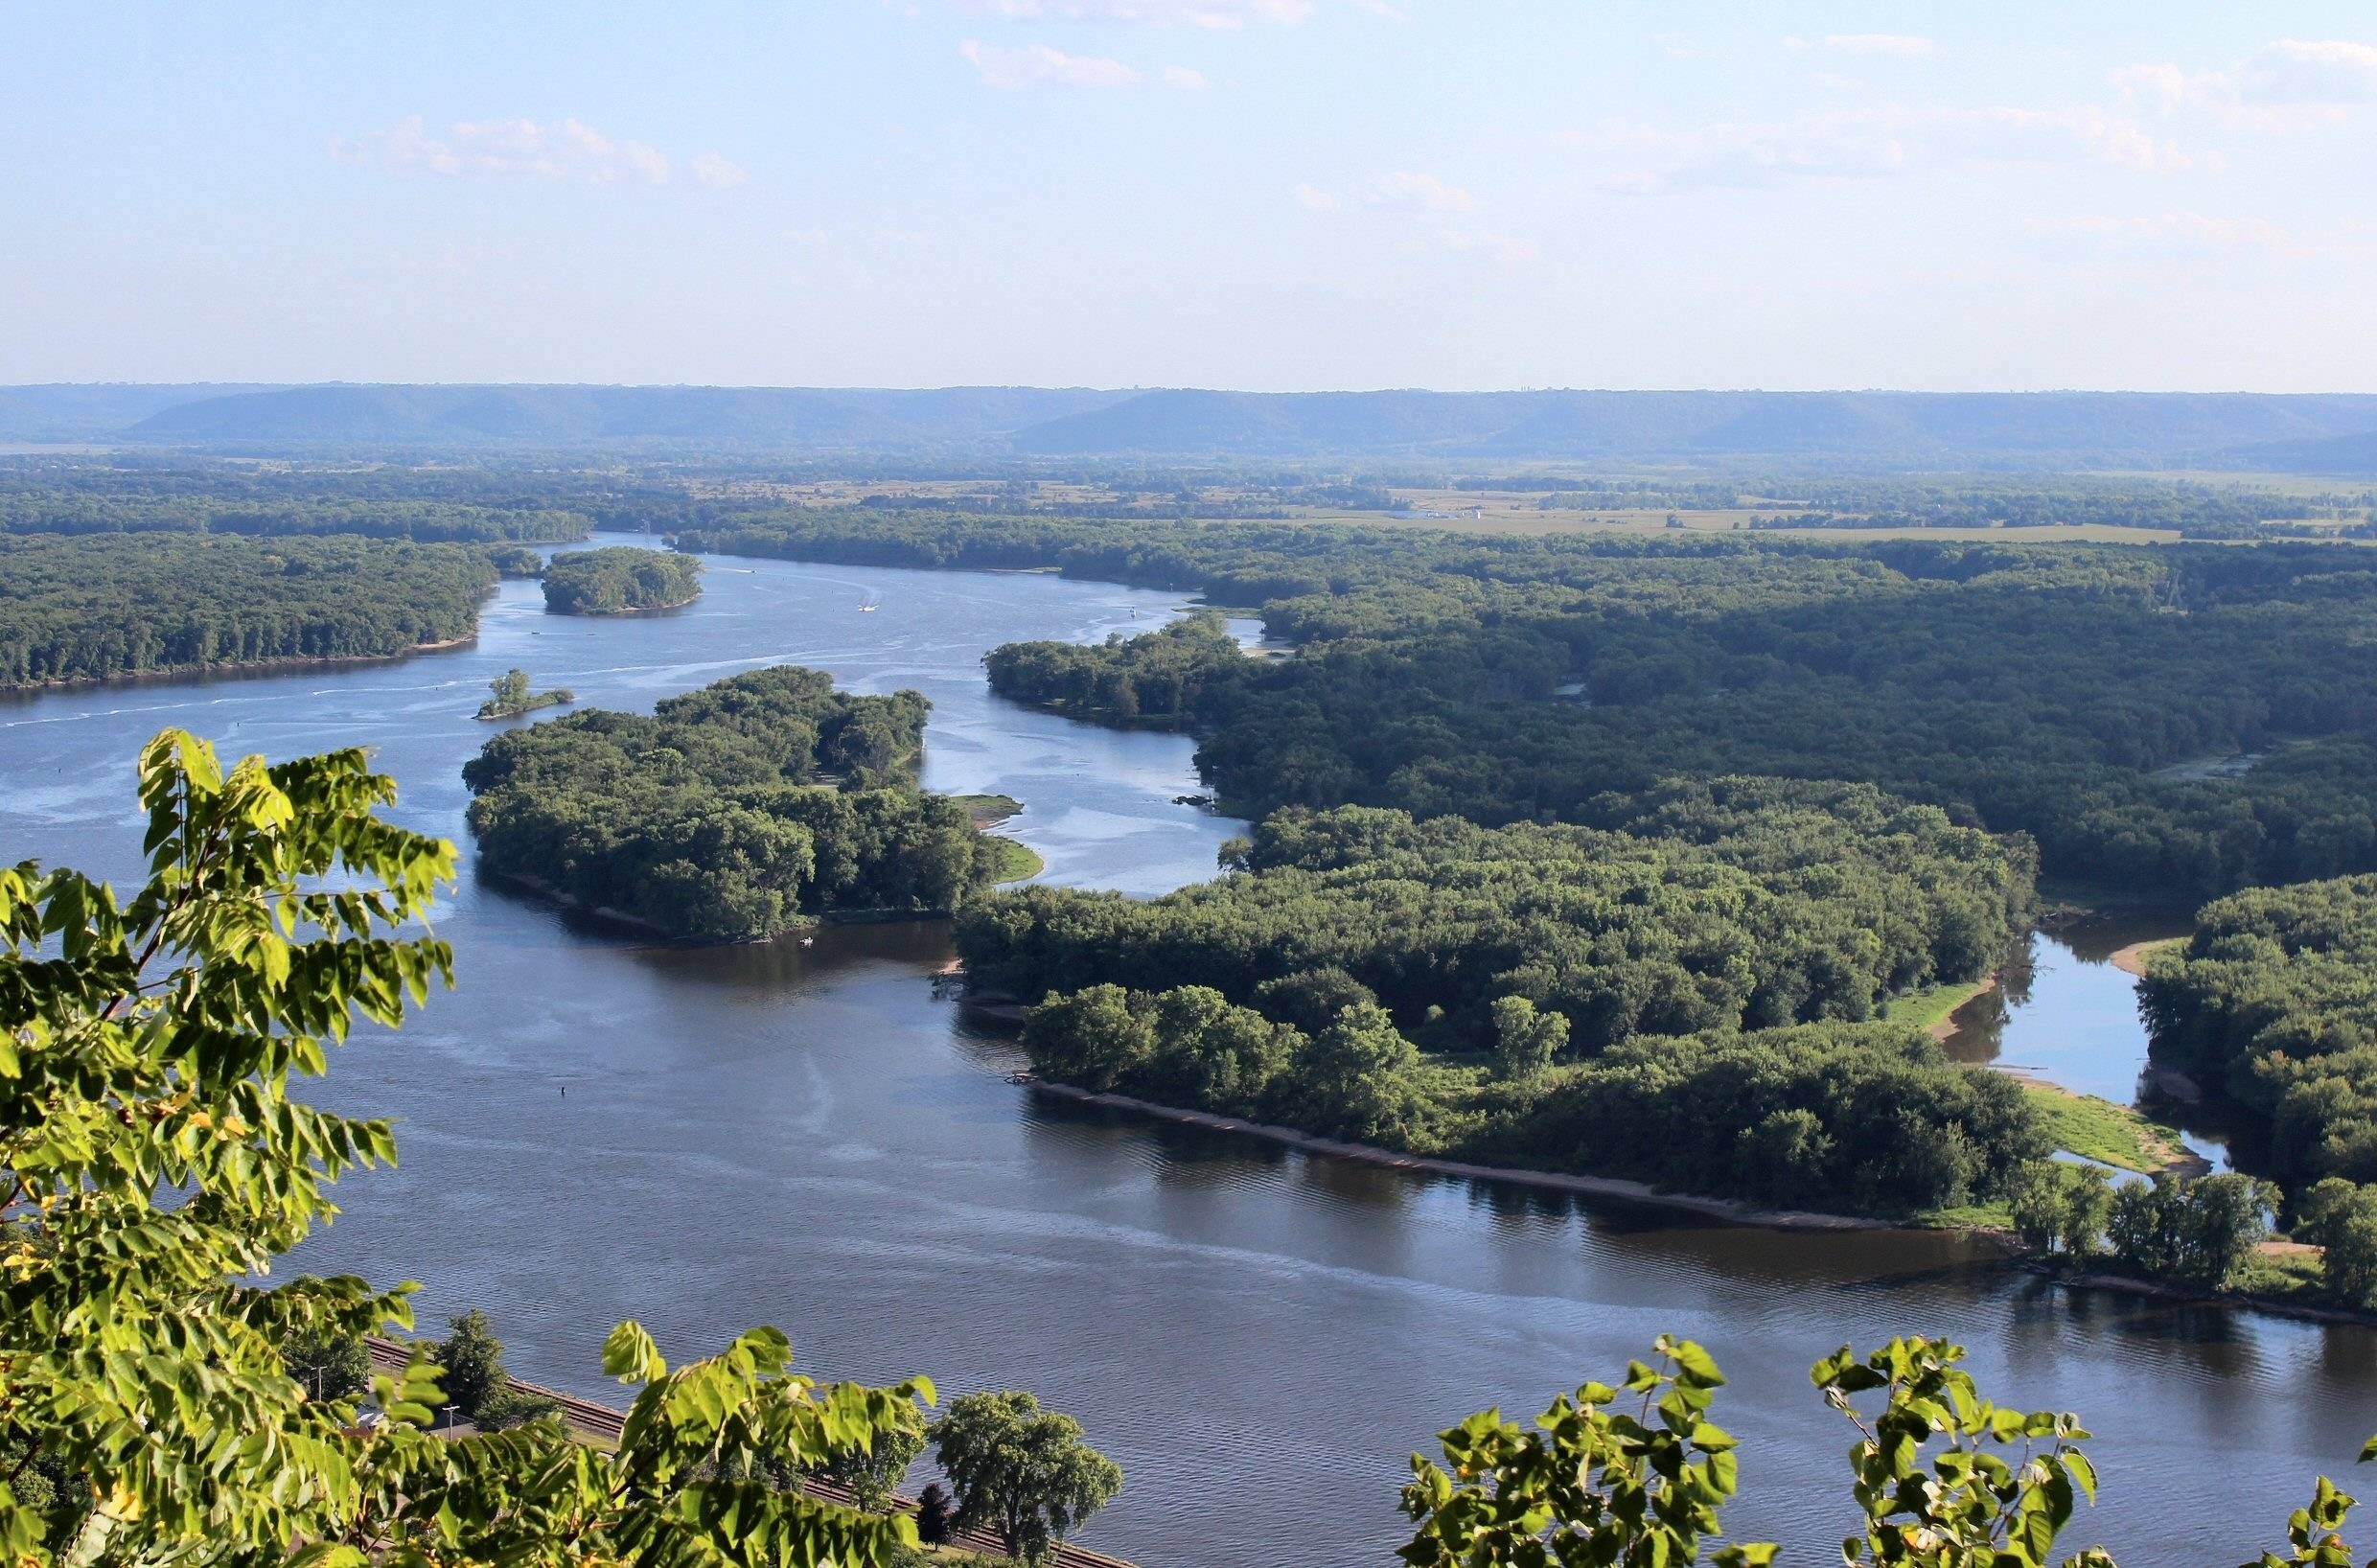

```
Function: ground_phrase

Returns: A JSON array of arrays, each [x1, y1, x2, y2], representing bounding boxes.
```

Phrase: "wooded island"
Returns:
[[464, 664, 1012, 940], [542, 545, 704, 614]]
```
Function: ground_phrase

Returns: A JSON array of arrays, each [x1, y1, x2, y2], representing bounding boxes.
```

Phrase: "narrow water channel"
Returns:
[[0, 544, 2366, 1567], [1940, 911, 2231, 1169]]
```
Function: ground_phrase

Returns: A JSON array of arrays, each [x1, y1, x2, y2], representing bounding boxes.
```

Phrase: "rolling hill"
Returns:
[[1, 381, 2372, 470]]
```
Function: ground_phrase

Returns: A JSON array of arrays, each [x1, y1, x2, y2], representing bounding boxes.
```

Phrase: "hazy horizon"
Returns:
[[16, 380, 2377, 397]]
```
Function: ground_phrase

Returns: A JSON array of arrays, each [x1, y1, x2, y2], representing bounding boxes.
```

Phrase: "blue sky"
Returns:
[[5, 3, 2374, 391]]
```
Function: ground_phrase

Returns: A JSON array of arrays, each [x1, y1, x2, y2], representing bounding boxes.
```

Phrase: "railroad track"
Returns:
[[365, 1339, 1136, 1568]]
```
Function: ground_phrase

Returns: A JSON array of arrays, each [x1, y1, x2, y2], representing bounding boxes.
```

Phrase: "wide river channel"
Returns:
[[3, 540, 2369, 1566]]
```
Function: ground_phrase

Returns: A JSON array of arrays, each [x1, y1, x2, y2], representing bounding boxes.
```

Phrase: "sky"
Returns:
[[4, 3, 2375, 392]]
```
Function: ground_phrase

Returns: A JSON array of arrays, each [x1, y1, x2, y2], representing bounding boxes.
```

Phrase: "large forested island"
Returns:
[[463, 664, 1005, 940], [541, 545, 704, 614], [971, 783, 2036, 1214], [0, 532, 498, 686]]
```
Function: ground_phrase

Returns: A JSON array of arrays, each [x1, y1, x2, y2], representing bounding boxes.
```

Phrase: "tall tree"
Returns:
[[929, 1390, 1122, 1564]]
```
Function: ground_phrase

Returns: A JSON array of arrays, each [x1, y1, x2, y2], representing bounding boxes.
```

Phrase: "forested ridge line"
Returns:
[[464, 665, 1007, 941], [678, 510, 2377, 902], [0, 533, 500, 688], [0, 457, 593, 542]]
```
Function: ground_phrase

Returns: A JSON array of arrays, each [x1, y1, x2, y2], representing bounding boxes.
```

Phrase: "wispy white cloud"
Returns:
[[2118, 38, 2377, 131], [1290, 172, 1534, 265], [691, 152, 750, 190], [333, 116, 733, 187], [1572, 104, 2194, 194], [954, 0, 1310, 27], [1419, 226, 1540, 265], [958, 37, 1144, 87], [1826, 34, 1937, 58], [1161, 64, 1211, 89], [1363, 170, 1477, 215]]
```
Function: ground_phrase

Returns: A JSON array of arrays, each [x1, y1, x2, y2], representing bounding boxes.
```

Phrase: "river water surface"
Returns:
[[2, 543, 2369, 1567], [1943, 912, 2234, 1170]]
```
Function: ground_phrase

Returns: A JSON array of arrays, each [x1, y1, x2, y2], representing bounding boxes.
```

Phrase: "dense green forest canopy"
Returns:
[[1023, 980, 2039, 1215], [963, 783, 2030, 1052], [681, 511, 2377, 902], [0, 533, 497, 687], [975, 780, 2034, 1217], [464, 665, 1000, 940], [0, 456, 592, 542], [2142, 875, 2377, 1188], [542, 544, 704, 613]]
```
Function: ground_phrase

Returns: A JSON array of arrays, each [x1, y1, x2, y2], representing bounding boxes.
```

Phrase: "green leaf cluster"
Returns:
[[1814, 1335, 2111, 1568], [0, 726, 945, 1565], [1398, 1334, 1773, 1568]]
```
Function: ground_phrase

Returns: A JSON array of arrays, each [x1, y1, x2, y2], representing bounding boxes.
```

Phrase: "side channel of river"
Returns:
[[1940, 910, 2237, 1171], [0, 542, 2367, 1568]]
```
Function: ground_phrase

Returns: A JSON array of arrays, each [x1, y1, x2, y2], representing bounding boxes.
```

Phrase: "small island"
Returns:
[[542, 546, 704, 615], [463, 664, 1009, 941], [475, 667, 574, 721]]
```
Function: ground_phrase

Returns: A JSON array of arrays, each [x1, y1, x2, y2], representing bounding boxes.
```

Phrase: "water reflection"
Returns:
[[1940, 911, 2235, 1167]]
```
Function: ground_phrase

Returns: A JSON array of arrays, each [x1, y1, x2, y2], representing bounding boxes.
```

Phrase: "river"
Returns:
[[2, 542, 2369, 1567], [1941, 911, 2237, 1172]]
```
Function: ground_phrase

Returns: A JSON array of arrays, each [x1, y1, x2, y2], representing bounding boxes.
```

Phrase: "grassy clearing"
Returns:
[[983, 835, 1045, 885], [2234, 1244, 2327, 1301], [1882, 976, 1995, 1034], [1915, 1199, 2014, 1232], [2021, 1081, 2189, 1172]]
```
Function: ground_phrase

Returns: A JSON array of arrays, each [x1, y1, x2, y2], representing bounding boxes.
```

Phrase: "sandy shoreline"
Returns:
[[549, 592, 702, 616], [2109, 937, 2182, 977], [1027, 1079, 1905, 1233], [2019, 1258, 2377, 1327], [479, 867, 687, 940]]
